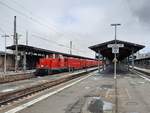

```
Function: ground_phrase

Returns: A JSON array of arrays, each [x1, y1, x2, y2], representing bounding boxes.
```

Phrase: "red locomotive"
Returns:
[[35, 54, 101, 76]]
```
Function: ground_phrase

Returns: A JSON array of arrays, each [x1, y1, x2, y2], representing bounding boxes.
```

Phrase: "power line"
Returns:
[[0, 19, 86, 54], [31, 33, 87, 53], [32, 32, 87, 52], [10, 0, 60, 30], [9, 0, 81, 40], [1, 0, 83, 42], [31, 34, 61, 45], [0, 16, 26, 33], [0, 0, 80, 40], [0, 0, 85, 38], [0, 1, 64, 36], [0, 27, 5, 33], [31, 34, 71, 49], [0, 1, 90, 55]]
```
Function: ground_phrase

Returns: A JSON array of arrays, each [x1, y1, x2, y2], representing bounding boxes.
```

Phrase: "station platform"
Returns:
[[0, 67, 97, 94], [0, 70, 35, 77], [132, 66, 150, 74], [1, 65, 150, 113], [0, 70, 36, 84]]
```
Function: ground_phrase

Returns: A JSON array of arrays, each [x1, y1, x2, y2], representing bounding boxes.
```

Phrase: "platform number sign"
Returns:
[[107, 44, 124, 53], [112, 46, 119, 53]]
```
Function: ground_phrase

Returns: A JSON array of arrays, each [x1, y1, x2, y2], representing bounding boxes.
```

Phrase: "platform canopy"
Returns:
[[7, 44, 95, 60], [89, 40, 145, 61]]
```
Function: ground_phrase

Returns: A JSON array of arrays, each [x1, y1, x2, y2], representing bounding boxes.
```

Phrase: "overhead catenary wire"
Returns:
[[0, 0, 91, 56], [0, 27, 5, 33], [0, 1, 81, 46], [2, 0, 88, 46], [8, 0, 61, 31], [33, 32, 88, 53], [31, 34, 89, 56], [0, 20, 87, 54], [8, 0, 83, 41], [31, 33, 86, 53], [0, 1, 64, 36], [0, 0, 76, 40]]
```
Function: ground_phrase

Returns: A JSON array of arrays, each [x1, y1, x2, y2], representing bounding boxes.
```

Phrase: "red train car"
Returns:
[[35, 54, 101, 76]]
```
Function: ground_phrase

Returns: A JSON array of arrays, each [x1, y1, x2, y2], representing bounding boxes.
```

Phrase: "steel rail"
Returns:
[[0, 68, 97, 106]]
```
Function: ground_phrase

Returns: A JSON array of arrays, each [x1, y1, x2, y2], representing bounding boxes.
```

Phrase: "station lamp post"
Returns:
[[12, 33, 22, 72], [111, 23, 121, 113], [110, 23, 121, 79], [111, 24, 121, 40]]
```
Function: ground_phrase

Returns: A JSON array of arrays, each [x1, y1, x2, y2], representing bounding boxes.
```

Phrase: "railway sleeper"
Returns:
[[0, 69, 94, 106]]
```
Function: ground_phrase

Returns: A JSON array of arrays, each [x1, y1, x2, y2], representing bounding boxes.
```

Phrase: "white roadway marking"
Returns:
[[5, 73, 94, 113], [125, 88, 131, 99], [105, 89, 111, 98], [134, 71, 150, 82], [138, 75, 150, 82]]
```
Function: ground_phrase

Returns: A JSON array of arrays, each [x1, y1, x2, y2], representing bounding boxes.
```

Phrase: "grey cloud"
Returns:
[[128, 0, 150, 25], [0, 0, 150, 56]]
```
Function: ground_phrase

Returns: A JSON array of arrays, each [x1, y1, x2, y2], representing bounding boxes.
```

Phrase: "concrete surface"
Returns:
[[0, 70, 35, 76], [0, 68, 95, 93], [1, 65, 150, 113]]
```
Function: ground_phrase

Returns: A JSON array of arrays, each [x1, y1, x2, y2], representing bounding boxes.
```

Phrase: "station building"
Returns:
[[0, 39, 145, 72], [89, 39, 145, 72], [5, 44, 96, 71], [0, 51, 14, 71]]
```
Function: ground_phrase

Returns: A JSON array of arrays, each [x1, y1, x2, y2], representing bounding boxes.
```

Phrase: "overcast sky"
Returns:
[[0, 0, 150, 58]]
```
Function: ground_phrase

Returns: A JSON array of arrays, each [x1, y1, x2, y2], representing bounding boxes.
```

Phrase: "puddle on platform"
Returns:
[[101, 84, 113, 89], [95, 72, 103, 76], [65, 95, 113, 113], [103, 101, 113, 111], [83, 96, 113, 113], [129, 112, 139, 113], [85, 86, 90, 90], [138, 81, 145, 84]]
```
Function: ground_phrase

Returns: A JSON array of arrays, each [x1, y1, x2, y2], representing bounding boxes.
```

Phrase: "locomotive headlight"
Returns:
[[41, 65, 44, 67]]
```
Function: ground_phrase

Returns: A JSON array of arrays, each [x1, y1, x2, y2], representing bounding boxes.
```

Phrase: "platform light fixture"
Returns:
[[111, 24, 121, 41], [110, 23, 121, 113], [110, 23, 121, 77]]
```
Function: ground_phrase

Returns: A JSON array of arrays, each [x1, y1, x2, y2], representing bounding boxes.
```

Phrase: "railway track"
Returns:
[[0, 68, 97, 106], [0, 73, 35, 84], [135, 69, 150, 78], [130, 69, 150, 81], [0, 68, 98, 84]]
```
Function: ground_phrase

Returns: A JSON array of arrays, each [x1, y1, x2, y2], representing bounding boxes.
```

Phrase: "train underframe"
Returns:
[[35, 66, 95, 76]]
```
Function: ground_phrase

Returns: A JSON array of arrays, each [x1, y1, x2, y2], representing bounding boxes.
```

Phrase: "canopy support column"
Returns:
[[102, 56, 104, 71], [98, 50, 101, 73], [132, 49, 134, 70], [23, 51, 26, 71], [127, 57, 129, 71]]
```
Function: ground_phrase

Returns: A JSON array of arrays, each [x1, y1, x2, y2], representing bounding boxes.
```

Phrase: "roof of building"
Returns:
[[135, 57, 150, 61], [89, 39, 145, 61], [7, 44, 96, 60], [0, 51, 13, 56]]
